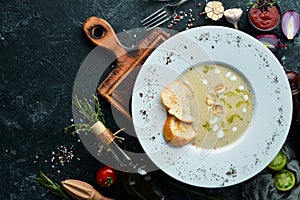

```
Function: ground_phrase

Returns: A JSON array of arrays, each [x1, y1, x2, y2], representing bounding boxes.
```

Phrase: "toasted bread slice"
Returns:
[[163, 115, 197, 146], [161, 81, 194, 123]]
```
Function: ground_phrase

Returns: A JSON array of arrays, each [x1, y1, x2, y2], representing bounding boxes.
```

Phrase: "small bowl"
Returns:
[[248, 4, 281, 32]]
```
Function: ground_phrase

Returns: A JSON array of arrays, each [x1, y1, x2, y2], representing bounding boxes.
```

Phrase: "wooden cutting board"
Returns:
[[82, 17, 171, 120]]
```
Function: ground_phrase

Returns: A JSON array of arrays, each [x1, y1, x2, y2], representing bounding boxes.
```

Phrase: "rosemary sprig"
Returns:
[[36, 172, 70, 200], [64, 95, 105, 135], [93, 95, 106, 124], [72, 96, 103, 124], [72, 95, 105, 125]]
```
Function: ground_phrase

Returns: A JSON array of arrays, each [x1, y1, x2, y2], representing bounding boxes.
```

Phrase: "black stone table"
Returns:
[[1, 0, 300, 199]]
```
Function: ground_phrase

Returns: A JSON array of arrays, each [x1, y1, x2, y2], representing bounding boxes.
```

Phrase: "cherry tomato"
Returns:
[[274, 169, 295, 191], [268, 151, 287, 171], [96, 166, 117, 188]]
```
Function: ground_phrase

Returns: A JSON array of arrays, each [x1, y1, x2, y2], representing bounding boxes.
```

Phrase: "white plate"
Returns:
[[132, 26, 292, 187]]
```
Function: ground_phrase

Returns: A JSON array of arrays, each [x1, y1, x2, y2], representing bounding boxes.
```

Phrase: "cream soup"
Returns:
[[178, 64, 254, 149]]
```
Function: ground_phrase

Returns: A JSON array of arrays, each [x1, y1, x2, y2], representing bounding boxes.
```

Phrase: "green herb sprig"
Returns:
[[64, 95, 105, 135], [36, 172, 70, 200], [247, 0, 279, 12]]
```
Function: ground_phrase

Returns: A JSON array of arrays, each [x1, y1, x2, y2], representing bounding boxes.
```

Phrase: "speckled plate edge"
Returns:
[[132, 26, 292, 188]]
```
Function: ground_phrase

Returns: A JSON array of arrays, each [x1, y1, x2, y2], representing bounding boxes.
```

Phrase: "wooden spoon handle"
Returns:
[[82, 16, 127, 58]]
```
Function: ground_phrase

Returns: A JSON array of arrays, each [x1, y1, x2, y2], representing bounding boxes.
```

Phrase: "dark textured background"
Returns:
[[1, 0, 300, 199]]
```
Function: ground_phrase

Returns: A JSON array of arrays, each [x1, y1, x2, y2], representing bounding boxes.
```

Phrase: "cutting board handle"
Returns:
[[82, 16, 127, 58]]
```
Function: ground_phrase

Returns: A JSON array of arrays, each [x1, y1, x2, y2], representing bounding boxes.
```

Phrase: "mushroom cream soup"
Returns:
[[178, 64, 254, 149]]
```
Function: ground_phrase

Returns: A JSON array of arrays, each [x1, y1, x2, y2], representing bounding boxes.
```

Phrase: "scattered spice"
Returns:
[[165, 52, 174, 65], [50, 145, 76, 167], [167, 3, 203, 30], [226, 167, 237, 177]]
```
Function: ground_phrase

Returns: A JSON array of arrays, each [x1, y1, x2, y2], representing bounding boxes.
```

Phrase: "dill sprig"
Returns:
[[36, 172, 70, 200]]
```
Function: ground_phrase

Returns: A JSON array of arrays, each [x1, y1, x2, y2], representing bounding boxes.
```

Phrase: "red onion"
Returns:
[[281, 10, 300, 40], [256, 34, 279, 52]]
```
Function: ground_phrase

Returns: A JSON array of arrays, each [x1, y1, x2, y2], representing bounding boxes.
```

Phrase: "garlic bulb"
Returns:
[[205, 1, 224, 21], [224, 8, 243, 29]]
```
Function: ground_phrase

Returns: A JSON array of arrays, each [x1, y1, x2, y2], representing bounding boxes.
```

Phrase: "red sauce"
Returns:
[[249, 6, 280, 30]]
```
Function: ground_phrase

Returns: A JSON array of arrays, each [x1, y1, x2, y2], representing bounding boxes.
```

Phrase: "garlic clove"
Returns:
[[224, 8, 243, 29]]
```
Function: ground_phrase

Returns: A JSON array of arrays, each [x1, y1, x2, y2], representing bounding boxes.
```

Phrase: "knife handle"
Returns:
[[82, 16, 127, 58]]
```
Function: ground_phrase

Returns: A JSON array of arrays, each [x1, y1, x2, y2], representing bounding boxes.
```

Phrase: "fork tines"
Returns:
[[141, 8, 173, 30]]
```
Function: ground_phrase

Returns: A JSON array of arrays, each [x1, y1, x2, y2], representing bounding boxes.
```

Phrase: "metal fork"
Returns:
[[141, 0, 189, 31]]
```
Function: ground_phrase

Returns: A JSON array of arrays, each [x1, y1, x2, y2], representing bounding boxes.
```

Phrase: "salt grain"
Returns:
[[210, 116, 219, 125], [217, 130, 224, 138], [230, 76, 237, 81], [239, 85, 245, 90], [226, 72, 232, 78], [213, 125, 218, 132]]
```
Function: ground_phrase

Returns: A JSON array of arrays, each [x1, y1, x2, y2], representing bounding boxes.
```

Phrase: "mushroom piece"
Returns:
[[214, 83, 227, 94], [213, 104, 223, 115], [205, 1, 224, 21], [206, 93, 216, 106]]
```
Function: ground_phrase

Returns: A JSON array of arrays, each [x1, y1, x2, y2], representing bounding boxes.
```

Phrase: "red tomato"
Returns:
[[96, 166, 117, 188]]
